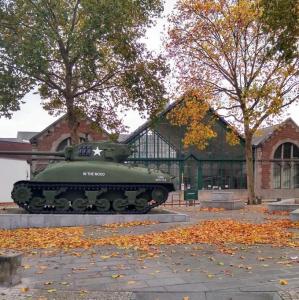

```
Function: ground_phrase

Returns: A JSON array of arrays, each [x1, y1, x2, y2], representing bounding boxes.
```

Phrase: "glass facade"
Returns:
[[130, 129, 177, 159], [126, 128, 247, 190], [201, 161, 246, 189]]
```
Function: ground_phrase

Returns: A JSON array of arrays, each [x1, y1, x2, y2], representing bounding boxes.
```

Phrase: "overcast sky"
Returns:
[[0, 0, 298, 138]]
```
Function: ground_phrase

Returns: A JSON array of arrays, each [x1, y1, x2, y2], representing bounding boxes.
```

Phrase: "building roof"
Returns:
[[252, 118, 299, 147], [117, 134, 130, 143], [0, 138, 20, 143], [17, 131, 39, 141], [0, 132, 37, 144], [29, 114, 110, 143], [0, 140, 32, 160], [122, 101, 179, 144], [122, 100, 245, 144], [29, 114, 66, 143]]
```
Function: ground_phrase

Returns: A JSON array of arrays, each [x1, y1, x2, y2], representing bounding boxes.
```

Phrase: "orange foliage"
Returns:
[[265, 210, 290, 216], [167, 0, 299, 204], [102, 221, 158, 229], [167, 89, 217, 150], [0, 219, 298, 252], [198, 208, 225, 212], [95, 219, 299, 250]]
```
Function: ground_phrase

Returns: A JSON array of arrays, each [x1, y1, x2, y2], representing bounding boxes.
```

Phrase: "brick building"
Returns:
[[29, 114, 109, 173], [0, 108, 298, 202], [0, 115, 109, 203], [253, 118, 299, 199], [122, 101, 299, 200]]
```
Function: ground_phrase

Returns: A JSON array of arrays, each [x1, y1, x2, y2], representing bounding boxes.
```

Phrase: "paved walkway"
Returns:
[[0, 205, 298, 300]]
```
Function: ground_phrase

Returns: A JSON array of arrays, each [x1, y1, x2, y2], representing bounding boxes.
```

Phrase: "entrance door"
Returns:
[[182, 157, 198, 190]]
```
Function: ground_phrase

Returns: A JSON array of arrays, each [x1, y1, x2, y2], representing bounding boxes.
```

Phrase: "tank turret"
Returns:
[[1, 142, 175, 214], [0, 142, 133, 162]]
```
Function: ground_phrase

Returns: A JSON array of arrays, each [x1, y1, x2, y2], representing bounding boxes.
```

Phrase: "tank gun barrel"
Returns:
[[0, 151, 64, 157]]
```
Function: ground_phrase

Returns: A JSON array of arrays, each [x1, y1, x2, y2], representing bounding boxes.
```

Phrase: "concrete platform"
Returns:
[[267, 198, 299, 212], [200, 200, 245, 210], [0, 210, 190, 229], [290, 209, 299, 221]]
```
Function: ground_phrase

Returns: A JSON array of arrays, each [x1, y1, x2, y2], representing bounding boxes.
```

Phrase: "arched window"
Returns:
[[273, 142, 299, 189], [56, 137, 86, 151]]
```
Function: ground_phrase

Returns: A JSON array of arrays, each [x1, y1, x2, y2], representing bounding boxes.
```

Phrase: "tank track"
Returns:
[[12, 181, 173, 214]]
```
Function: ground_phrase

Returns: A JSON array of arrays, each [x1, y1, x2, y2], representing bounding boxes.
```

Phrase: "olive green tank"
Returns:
[[0, 142, 175, 214]]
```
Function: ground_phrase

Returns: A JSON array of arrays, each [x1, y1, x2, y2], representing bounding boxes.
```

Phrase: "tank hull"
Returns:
[[12, 161, 175, 214], [33, 161, 172, 184]]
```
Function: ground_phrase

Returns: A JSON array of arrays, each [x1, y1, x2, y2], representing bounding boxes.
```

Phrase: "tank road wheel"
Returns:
[[152, 187, 168, 204], [112, 198, 128, 212], [54, 198, 69, 213], [72, 198, 88, 213], [12, 185, 32, 204], [135, 198, 148, 211], [94, 198, 110, 212], [29, 197, 46, 212]]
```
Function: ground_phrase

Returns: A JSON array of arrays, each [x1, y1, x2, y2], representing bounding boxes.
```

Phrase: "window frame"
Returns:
[[273, 142, 299, 189]]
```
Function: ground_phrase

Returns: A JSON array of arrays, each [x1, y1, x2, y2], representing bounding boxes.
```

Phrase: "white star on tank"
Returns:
[[92, 147, 103, 156]]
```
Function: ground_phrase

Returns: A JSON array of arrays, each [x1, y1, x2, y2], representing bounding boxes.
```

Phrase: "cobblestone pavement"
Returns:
[[0, 205, 298, 300]]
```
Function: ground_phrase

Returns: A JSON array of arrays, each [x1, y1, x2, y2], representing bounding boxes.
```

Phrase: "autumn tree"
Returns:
[[260, 0, 299, 60], [0, 0, 168, 143], [167, 0, 299, 204]]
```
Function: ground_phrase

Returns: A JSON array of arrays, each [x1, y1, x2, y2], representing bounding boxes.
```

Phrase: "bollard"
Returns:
[[0, 251, 22, 286]]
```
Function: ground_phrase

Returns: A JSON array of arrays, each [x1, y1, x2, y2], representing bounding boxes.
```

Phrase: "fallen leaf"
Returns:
[[127, 281, 136, 284], [279, 279, 288, 285], [111, 274, 123, 279], [22, 265, 31, 269], [0, 219, 298, 253], [20, 287, 29, 293], [72, 267, 87, 272], [44, 281, 52, 285], [183, 297, 189, 300], [47, 289, 57, 293]]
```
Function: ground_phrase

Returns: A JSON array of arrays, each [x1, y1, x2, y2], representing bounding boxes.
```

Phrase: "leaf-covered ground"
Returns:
[[0, 218, 298, 252], [1, 206, 299, 299]]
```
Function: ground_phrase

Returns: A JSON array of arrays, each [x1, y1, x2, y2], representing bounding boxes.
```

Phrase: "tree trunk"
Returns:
[[245, 135, 255, 204], [69, 120, 80, 145], [66, 100, 80, 145]]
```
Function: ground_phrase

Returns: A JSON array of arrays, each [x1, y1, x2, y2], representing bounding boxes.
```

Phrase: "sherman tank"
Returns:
[[0, 142, 175, 214]]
